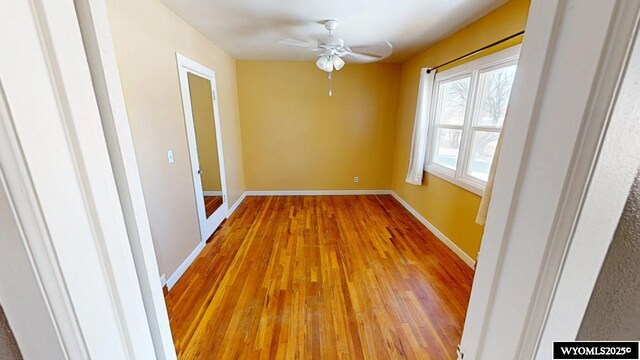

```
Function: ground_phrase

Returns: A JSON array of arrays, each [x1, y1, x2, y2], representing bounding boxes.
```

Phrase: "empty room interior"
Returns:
[[2, 0, 640, 359], [103, 0, 529, 357]]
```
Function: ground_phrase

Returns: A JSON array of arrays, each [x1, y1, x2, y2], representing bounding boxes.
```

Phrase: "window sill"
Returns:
[[425, 166, 485, 197]]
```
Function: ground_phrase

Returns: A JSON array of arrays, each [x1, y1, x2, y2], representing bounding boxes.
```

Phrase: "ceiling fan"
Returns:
[[277, 20, 393, 95]]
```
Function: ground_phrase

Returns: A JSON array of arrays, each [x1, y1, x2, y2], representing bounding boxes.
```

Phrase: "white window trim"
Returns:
[[423, 44, 521, 196]]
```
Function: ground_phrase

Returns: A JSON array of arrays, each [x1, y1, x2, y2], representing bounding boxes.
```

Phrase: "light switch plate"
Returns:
[[167, 150, 174, 164]]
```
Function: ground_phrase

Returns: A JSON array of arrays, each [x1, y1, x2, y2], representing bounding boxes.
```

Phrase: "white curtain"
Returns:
[[475, 126, 504, 225], [406, 69, 436, 185]]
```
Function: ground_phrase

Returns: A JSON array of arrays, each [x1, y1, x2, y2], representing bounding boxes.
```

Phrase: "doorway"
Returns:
[[176, 54, 228, 242]]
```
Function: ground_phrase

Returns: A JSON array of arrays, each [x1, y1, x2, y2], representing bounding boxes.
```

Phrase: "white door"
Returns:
[[176, 54, 229, 242]]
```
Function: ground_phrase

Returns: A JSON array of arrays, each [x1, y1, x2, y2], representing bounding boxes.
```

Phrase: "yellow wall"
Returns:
[[237, 61, 401, 190], [390, 0, 530, 260], [188, 73, 222, 192], [106, 0, 245, 277]]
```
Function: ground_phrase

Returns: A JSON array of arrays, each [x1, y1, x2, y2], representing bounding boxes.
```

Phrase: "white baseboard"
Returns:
[[166, 240, 205, 290], [159, 274, 166, 288], [203, 190, 222, 196], [245, 190, 392, 196], [165, 192, 246, 291], [390, 191, 476, 268], [228, 191, 247, 216]]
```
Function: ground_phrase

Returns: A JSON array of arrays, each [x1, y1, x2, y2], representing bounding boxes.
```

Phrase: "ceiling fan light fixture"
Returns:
[[278, 20, 393, 96], [332, 55, 345, 71], [316, 55, 333, 72]]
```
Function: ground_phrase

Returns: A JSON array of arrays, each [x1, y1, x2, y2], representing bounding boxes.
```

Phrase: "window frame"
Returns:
[[423, 44, 521, 195]]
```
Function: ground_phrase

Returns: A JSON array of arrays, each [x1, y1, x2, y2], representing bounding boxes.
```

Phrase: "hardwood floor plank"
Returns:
[[203, 195, 223, 218], [165, 195, 473, 359]]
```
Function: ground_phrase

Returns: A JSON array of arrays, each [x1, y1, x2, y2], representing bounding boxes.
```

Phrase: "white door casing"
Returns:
[[531, 8, 640, 357], [0, 0, 156, 358], [73, 0, 177, 357]]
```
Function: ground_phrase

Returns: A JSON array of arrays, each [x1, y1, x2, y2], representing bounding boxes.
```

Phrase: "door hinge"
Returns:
[[457, 344, 464, 360], [212, 90, 216, 100]]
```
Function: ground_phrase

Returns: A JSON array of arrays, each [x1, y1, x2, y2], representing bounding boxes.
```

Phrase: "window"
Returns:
[[424, 45, 520, 195]]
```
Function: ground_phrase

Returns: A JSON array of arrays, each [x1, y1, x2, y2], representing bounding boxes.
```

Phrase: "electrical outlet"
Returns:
[[354, 176, 359, 183], [167, 150, 174, 164]]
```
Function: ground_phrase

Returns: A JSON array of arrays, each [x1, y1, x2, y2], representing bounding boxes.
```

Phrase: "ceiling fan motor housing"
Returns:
[[324, 19, 338, 32], [319, 20, 345, 54], [319, 36, 345, 49]]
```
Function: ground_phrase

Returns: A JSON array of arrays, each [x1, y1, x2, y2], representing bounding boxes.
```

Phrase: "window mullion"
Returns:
[[456, 69, 479, 179], [436, 124, 464, 130], [472, 125, 502, 132]]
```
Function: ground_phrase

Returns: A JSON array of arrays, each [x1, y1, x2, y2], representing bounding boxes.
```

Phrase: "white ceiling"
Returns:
[[160, 0, 508, 63]]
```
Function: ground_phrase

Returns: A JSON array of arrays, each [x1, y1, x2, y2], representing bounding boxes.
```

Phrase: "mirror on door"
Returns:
[[187, 72, 223, 219]]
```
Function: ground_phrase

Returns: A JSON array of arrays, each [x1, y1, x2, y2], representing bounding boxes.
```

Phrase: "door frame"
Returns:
[[0, 0, 157, 358], [531, 24, 640, 357], [73, 0, 177, 357], [175, 53, 229, 243]]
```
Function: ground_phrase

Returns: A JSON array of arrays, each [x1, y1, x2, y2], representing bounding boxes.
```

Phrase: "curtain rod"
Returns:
[[427, 30, 525, 73]]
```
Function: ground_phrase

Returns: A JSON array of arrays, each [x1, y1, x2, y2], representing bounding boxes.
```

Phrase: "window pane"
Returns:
[[468, 131, 500, 181], [433, 128, 462, 170], [476, 65, 517, 127], [437, 77, 470, 125]]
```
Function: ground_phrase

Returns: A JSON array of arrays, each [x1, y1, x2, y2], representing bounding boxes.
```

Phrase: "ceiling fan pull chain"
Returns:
[[328, 72, 332, 96]]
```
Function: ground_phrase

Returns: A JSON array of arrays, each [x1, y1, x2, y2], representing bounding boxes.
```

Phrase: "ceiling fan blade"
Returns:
[[348, 41, 393, 59], [344, 52, 382, 63], [277, 38, 317, 49]]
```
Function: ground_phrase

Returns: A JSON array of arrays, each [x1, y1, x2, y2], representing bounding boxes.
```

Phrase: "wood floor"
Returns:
[[204, 195, 223, 217], [165, 195, 474, 359]]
